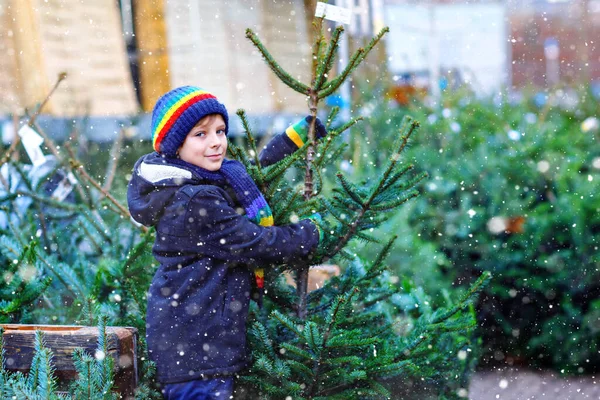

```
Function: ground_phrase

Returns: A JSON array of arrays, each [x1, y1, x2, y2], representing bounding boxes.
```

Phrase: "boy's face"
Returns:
[[178, 114, 227, 171]]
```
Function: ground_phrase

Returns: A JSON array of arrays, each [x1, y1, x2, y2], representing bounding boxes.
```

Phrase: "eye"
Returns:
[[216, 129, 226, 135], [194, 131, 206, 137]]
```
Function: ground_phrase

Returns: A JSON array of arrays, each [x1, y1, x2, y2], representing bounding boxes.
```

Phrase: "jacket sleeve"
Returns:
[[181, 187, 319, 265], [258, 116, 328, 167], [257, 132, 298, 167]]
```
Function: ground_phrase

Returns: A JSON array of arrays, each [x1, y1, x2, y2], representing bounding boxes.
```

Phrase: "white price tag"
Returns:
[[51, 172, 78, 201], [315, 2, 352, 25], [18, 125, 46, 167]]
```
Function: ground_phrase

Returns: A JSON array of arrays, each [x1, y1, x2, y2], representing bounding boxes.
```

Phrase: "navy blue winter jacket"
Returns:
[[127, 134, 319, 384]]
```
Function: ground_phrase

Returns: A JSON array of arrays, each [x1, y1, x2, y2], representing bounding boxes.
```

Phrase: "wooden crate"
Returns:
[[1, 324, 138, 397]]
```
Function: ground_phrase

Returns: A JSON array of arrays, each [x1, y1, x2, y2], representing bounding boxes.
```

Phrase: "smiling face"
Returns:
[[178, 114, 228, 171]]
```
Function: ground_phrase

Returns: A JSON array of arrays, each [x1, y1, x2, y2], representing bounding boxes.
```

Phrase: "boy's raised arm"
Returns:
[[179, 187, 319, 266], [258, 116, 327, 167]]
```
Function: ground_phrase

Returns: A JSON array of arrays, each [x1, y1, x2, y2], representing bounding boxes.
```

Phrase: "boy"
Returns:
[[127, 86, 327, 399]]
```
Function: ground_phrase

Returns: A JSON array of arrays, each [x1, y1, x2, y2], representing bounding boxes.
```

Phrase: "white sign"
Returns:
[[51, 172, 78, 202], [315, 2, 352, 25], [18, 125, 46, 167]]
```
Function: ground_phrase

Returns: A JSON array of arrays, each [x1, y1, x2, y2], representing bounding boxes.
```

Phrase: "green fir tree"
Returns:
[[228, 17, 492, 399]]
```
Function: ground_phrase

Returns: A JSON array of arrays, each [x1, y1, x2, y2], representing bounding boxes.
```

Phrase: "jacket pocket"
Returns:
[[221, 268, 249, 323]]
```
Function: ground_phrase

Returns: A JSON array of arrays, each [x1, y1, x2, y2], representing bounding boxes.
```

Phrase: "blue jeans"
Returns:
[[162, 377, 234, 400]]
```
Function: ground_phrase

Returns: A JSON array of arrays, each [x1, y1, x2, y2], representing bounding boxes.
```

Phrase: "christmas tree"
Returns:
[[229, 17, 491, 399]]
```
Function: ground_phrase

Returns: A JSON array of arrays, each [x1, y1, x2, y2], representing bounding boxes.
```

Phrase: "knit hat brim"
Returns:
[[151, 87, 229, 157]]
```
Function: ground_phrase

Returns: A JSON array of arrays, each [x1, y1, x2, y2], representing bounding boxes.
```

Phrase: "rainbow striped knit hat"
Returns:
[[151, 86, 229, 157]]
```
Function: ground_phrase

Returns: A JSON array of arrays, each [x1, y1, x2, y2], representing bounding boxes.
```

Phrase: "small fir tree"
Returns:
[[228, 17, 491, 399]]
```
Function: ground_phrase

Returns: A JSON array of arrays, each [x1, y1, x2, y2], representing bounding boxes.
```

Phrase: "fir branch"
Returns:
[[263, 142, 310, 183], [96, 315, 115, 395], [328, 117, 420, 258], [34, 254, 81, 297], [322, 356, 362, 365], [313, 26, 344, 91], [79, 210, 113, 244], [0, 277, 52, 316], [315, 141, 347, 171], [365, 236, 397, 279], [71, 348, 94, 399], [311, 17, 326, 85], [37, 347, 59, 396], [326, 106, 340, 129], [394, 333, 429, 361], [303, 322, 324, 354], [68, 156, 146, 233], [369, 190, 419, 212], [354, 231, 382, 244], [0, 234, 23, 258], [378, 116, 420, 194], [326, 335, 379, 349], [330, 116, 364, 137], [354, 27, 389, 70], [103, 127, 125, 191], [370, 359, 417, 379], [319, 198, 353, 227], [250, 321, 276, 358], [383, 171, 429, 196], [63, 142, 94, 208], [336, 249, 357, 263], [306, 289, 359, 398], [226, 141, 242, 161], [236, 109, 265, 186], [245, 29, 310, 95], [0, 73, 66, 167], [367, 380, 391, 398], [286, 359, 314, 379], [317, 48, 364, 100], [120, 228, 155, 279], [381, 164, 414, 190], [335, 174, 366, 206], [362, 291, 396, 308], [430, 271, 492, 324], [279, 343, 315, 361], [270, 186, 302, 222], [76, 219, 103, 255]]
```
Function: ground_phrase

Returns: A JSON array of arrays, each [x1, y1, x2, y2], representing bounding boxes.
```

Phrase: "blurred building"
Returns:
[[1, 0, 597, 122], [508, 0, 600, 87], [384, 0, 508, 96], [384, 0, 600, 93], [0, 0, 138, 117]]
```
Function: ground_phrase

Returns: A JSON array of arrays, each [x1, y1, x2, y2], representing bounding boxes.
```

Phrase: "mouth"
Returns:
[[206, 154, 222, 159]]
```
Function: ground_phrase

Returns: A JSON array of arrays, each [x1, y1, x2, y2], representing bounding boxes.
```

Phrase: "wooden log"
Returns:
[[0, 324, 138, 397]]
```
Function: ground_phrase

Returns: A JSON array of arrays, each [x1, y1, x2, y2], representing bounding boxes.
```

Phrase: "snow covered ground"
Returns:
[[470, 367, 600, 400]]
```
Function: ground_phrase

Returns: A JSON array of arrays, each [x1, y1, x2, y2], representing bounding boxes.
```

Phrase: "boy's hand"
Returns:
[[285, 116, 328, 148], [304, 213, 344, 264]]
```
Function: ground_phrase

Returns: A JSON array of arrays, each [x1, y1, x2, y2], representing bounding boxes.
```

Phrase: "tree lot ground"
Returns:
[[469, 367, 600, 399]]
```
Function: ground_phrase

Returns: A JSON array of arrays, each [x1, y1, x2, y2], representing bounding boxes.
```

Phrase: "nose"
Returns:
[[208, 132, 221, 147]]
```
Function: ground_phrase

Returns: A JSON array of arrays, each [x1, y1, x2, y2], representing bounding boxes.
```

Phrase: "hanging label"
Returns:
[[51, 172, 78, 201], [315, 2, 352, 25], [18, 125, 46, 167]]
